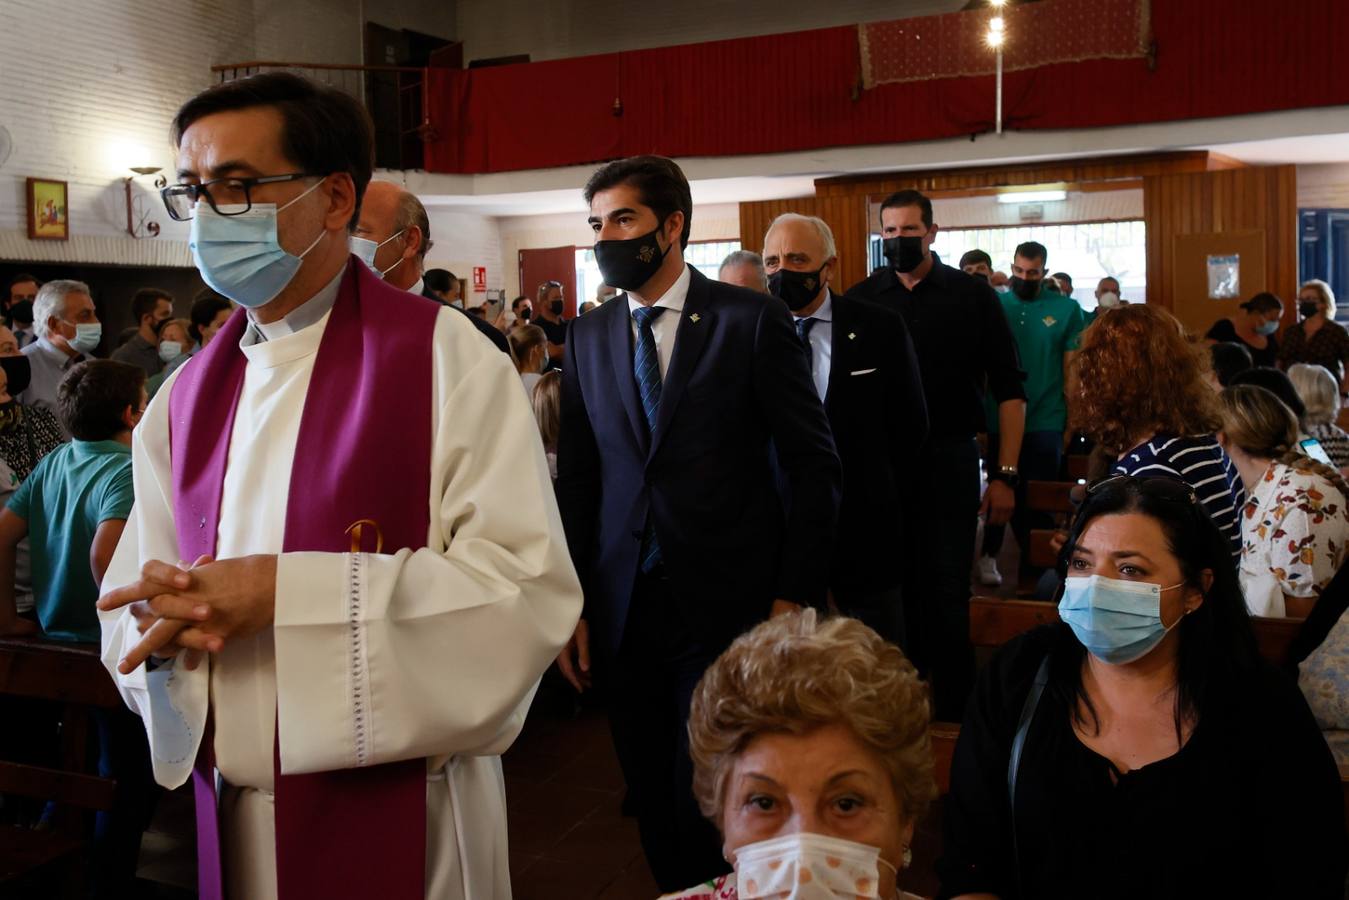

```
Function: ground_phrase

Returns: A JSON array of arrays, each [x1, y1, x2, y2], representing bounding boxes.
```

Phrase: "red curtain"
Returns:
[[518, 246, 578, 319], [425, 0, 1349, 175]]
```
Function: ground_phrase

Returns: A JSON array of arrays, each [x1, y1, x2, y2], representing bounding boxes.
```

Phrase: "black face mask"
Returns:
[[7, 301, 33, 330], [549, 299, 564, 317], [1009, 276, 1041, 300], [882, 235, 925, 273], [594, 224, 670, 291], [0, 355, 31, 398], [519, 306, 532, 321], [1300, 300, 1321, 319], [767, 267, 827, 312]]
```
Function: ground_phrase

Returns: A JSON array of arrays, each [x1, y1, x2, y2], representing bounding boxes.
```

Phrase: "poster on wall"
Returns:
[[27, 177, 69, 241], [1207, 254, 1240, 299]]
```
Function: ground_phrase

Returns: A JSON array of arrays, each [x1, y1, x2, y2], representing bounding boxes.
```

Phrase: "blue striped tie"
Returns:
[[632, 305, 665, 572], [795, 316, 817, 372]]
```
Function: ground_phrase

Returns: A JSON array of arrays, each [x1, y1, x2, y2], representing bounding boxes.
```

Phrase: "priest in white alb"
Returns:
[[95, 72, 581, 900]]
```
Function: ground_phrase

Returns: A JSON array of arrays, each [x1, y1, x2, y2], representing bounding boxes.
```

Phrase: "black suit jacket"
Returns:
[[423, 286, 512, 355], [556, 266, 841, 658], [817, 293, 928, 592]]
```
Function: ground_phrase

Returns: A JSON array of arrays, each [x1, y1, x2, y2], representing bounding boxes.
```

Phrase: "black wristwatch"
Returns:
[[989, 465, 1020, 489]]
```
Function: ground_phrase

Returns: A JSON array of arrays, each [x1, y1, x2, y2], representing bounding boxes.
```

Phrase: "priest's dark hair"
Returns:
[[879, 190, 933, 228], [57, 360, 146, 442], [170, 72, 374, 229], [584, 155, 693, 249]]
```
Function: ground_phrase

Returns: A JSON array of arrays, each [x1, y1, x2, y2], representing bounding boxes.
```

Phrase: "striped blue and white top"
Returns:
[[1113, 433, 1246, 559]]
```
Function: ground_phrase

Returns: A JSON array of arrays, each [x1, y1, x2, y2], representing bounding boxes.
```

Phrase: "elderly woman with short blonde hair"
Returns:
[[1288, 362, 1349, 470], [661, 610, 935, 900]]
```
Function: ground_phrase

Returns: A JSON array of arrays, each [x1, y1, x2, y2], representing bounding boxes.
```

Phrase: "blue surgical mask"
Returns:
[[64, 321, 102, 354], [349, 229, 405, 278], [158, 340, 183, 363], [189, 180, 325, 309], [1254, 320, 1279, 336], [1058, 574, 1186, 665]]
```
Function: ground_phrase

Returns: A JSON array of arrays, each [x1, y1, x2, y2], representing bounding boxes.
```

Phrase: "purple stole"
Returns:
[[167, 258, 441, 900]]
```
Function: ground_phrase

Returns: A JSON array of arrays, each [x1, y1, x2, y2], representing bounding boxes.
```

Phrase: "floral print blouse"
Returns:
[[1239, 457, 1349, 617]]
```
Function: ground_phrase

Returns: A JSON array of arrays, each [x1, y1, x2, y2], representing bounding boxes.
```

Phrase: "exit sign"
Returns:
[[472, 266, 487, 293]]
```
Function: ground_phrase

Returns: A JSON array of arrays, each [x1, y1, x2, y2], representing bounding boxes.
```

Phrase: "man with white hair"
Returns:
[[21, 279, 102, 434], [762, 213, 927, 645], [717, 249, 768, 293]]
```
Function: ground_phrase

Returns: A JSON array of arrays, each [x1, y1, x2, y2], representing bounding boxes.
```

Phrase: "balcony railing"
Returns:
[[211, 62, 430, 171]]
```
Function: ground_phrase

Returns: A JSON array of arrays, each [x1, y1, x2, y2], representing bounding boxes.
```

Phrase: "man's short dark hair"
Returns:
[[57, 360, 146, 442], [1210, 342, 1253, 388], [171, 72, 374, 230], [511, 295, 529, 312], [189, 289, 234, 344], [423, 269, 453, 293], [131, 288, 173, 325], [959, 249, 992, 269], [8, 273, 38, 292], [1014, 241, 1049, 267], [879, 190, 933, 228], [583, 155, 693, 249], [1052, 271, 1072, 286]]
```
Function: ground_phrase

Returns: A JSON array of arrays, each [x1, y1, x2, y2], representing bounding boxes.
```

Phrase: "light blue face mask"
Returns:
[[189, 180, 326, 309], [1058, 574, 1186, 665], [1254, 320, 1279, 336], [64, 321, 102, 354], [349, 230, 405, 279]]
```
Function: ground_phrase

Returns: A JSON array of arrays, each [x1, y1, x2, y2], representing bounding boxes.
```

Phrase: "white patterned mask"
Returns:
[[733, 832, 894, 899]]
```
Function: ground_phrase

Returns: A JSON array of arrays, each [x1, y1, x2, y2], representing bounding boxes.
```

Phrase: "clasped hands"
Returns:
[[96, 554, 277, 675]]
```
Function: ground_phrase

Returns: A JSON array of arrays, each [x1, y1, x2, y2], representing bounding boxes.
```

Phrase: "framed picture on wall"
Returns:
[[27, 177, 69, 240]]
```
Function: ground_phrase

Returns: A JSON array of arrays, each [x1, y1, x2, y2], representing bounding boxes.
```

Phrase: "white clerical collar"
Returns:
[[409, 277, 424, 296], [626, 263, 691, 317], [243, 264, 346, 346], [794, 289, 834, 324]]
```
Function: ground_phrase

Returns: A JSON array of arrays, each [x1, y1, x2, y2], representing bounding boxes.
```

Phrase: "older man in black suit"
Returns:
[[762, 213, 928, 646], [555, 156, 840, 891]]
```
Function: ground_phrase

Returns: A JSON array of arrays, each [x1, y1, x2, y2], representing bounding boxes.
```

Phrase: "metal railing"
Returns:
[[211, 62, 431, 171]]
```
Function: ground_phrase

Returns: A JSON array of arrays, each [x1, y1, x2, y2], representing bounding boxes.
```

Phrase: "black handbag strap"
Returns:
[[1007, 653, 1050, 896]]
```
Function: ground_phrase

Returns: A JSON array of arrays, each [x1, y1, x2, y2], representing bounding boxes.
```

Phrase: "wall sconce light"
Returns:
[[124, 166, 167, 238]]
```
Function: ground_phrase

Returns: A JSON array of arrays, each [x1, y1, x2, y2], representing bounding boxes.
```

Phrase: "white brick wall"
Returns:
[[424, 207, 504, 294], [0, 0, 454, 266]]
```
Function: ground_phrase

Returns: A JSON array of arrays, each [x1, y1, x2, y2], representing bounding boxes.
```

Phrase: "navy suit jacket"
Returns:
[[818, 293, 928, 592], [556, 266, 841, 658]]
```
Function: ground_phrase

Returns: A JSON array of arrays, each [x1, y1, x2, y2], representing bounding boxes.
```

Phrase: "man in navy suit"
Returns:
[[762, 213, 927, 647], [555, 156, 841, 890]]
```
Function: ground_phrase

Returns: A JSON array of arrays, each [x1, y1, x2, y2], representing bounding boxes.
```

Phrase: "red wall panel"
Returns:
[[425, 0, 1349, 175]]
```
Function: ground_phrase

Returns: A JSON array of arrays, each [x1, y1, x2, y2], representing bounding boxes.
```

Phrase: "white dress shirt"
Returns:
[[626, 264, 691, 380], [793, 289, 834, 402]]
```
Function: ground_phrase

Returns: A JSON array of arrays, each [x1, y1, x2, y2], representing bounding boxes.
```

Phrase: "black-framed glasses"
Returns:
[[160, 173, 320, 221], [1087, 474, 1198, 505]]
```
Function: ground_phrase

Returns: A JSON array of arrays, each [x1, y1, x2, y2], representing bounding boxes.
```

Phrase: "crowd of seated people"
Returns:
[[3, 167, 1349, 900]]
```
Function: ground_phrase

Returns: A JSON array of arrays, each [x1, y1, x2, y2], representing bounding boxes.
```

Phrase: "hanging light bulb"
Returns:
[[986, 27, 1004, 47], [990, 15, 1005, 32]]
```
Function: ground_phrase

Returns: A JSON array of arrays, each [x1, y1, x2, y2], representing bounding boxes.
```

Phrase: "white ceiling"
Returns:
[[392, 105, 1349, 219]]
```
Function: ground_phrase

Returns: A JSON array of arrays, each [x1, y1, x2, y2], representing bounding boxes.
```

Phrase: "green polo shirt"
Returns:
[[993, 285, 1086, 432], [7, 439, 134, 642]]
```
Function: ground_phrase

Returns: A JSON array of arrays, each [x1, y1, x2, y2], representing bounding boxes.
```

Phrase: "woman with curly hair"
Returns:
[[663, 611, 935, 900], [1069, 303, 1245, 557]]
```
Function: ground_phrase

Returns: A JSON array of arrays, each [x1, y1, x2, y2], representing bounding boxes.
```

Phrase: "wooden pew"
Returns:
[[0, 636, 122, 887]]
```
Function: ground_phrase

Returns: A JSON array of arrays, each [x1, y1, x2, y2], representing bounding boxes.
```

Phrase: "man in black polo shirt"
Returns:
[[846, 189, 1026, 721], [534, 279, 569, 365]]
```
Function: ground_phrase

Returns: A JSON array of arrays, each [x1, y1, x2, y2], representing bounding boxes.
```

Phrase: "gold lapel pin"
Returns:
[[690, 313, 701, 323]]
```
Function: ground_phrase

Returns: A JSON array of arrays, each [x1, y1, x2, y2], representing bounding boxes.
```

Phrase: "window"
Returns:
[[575, 240, 741, 302], [868, 221, 1147, 310]]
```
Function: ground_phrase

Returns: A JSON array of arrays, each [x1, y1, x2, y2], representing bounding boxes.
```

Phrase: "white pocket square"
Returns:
[[850, 368, 878, 376]]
